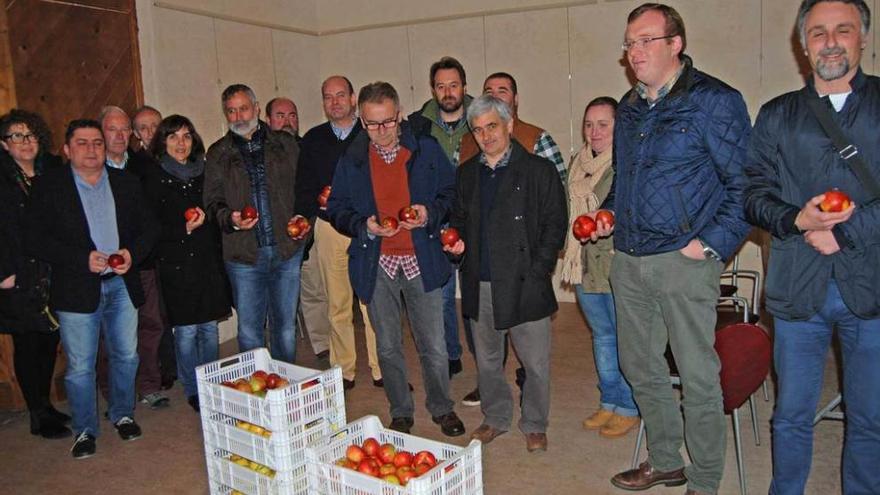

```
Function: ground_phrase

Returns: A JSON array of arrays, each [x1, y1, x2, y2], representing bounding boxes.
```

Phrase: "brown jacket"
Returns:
[[203, 125, 304, 264], [458, 117, 543, 165]]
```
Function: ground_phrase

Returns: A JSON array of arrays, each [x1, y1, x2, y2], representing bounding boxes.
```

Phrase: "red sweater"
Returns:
[[370, 146, 414, 256]]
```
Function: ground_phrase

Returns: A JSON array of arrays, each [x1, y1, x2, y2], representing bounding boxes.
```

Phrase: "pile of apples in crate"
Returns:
[[228, 453, 277, 478], [339, 437, 440, 486], [219, 369, 290, 397]]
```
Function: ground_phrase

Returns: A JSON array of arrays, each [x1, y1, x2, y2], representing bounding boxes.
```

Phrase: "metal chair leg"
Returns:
[[748, 394, 760, 446], [631, 419, 645, 469], [813, 393, 844, 424], [733, 408, 747, 495]]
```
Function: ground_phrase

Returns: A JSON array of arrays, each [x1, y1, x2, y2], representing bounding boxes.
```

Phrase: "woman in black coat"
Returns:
[[143, 115, 231, 412], [0, 109, 70, 438]]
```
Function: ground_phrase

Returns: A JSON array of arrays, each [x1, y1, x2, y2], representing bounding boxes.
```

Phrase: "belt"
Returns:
[[100, 272, 117, 281]]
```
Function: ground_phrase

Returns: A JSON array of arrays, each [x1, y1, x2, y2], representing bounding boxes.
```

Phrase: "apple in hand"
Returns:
[[107, 254, 125, 269], [595, 209, 615, 228], [241, 205, 258, 220], [398, 206, 419, 222], [819, 189, 851, 212], [440, 227, 460, 247], [184, 207, 200, 222], [318, 186, 331, 207], [287, 217, 310, 238], [572, 215, 597, 242], [381, 217, 399, 230]]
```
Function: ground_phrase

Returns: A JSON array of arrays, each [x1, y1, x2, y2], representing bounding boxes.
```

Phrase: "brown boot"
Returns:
[[599, 414, 640, 438], [610, 461, 686, 490], [582, 409, 615, 430]]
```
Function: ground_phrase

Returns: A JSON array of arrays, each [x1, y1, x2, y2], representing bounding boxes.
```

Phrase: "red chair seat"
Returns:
[[715, 323, 771, 413]]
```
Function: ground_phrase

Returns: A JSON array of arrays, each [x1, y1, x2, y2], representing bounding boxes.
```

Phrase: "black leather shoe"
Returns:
[[388, 417, 414, 434], [448, 359, 462, 378], [30, 413, 72, 439], [187, 395, 200, 413], [373, 378, 384, 387], [343, 379, 355, 390], [114, 417, 142, 441], [71, 432, 96, 459], [160, 374, 176, 391], [432, 411, 466, 437], [45, 406, 72, 424]]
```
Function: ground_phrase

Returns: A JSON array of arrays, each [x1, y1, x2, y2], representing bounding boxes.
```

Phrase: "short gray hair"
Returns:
[[797, 0, 870, 48], [98, 105, 129, 126], [466, 94, 512, 128]]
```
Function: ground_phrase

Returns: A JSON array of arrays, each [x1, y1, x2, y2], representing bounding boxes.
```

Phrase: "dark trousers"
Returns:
[[12, 330, 60, 412]]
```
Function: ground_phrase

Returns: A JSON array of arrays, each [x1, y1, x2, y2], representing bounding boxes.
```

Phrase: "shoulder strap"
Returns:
[[805, 93, 880, 198]]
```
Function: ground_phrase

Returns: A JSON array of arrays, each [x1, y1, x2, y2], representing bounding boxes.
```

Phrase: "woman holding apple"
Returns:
[[0, 109, 71, 439], [144, 115, 231, 412], [560, 97, 639, 438]]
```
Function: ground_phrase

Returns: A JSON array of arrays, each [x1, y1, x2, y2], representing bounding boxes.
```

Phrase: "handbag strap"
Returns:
[[805, 92, 880, 198]]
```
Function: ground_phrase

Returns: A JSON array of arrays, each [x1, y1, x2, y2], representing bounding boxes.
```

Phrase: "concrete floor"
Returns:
[[0, 302, 846, 495]]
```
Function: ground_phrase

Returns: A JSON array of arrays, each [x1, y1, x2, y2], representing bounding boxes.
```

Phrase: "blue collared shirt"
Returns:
[[73, 168, 119, 257], [331, 121, 355, 141], [105, 151, 129, 170]]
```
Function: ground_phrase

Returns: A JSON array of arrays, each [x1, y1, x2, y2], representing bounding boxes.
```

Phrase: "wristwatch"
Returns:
[[699, 240, 722, 262]]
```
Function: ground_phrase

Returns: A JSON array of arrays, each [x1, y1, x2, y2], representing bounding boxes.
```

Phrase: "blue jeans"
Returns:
[[366, 269, 453, 419], [770, 281, 880, 495], [225, 245, 303, 364], [574, 286, 638, 416], [57, 276, 139, 436], [174, 321, 219, 398], [442, 270, 462, 360]]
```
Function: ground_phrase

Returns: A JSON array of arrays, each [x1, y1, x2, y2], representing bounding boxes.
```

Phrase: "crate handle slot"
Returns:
[[218, 356, 243, 368]]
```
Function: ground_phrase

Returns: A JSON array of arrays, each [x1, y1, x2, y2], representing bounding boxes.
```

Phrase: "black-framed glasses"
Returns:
[[622, 35, 675, 52], [362, 115, 399, 130], [4, 132, 37, 144]]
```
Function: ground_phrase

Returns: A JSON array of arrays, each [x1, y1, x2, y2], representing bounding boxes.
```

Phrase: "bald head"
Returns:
[[266, 97, 299, 136], [321, 76, 357, 126]]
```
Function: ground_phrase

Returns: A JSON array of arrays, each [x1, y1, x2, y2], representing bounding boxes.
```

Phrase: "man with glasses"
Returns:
[[745, 1, 880, 493], [297, 76, 383, 388], [327, 81, 465, 438], [588, 3, 751, 494]]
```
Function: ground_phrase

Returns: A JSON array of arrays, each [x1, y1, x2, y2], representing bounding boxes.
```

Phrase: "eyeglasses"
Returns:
[[622, 35, 675, 52], [4, 132, 37, 144], [362, 116, 399, 130]]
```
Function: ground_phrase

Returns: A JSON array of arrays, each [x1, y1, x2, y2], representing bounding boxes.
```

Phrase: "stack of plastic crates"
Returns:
[[307, 415, 483, 494], [197, 348, 346, 495]]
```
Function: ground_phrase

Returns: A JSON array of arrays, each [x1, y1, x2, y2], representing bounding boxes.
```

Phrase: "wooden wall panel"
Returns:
[[6, 0, 143, 153]]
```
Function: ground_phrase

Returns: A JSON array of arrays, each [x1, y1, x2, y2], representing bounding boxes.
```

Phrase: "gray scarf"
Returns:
[[160, 154, 204, 181]]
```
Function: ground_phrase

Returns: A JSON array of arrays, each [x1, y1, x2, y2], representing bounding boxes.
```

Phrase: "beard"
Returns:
[[815, 46, 850, 82], [438, 95, 463, 113], [229, 116, 259, 137]]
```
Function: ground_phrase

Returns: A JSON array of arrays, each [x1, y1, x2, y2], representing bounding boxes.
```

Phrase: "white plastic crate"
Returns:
[[306, 415, 483, 495], [207, 447, 308, 495], [203, 410, 330, 472], [196, 348, 345, 433]]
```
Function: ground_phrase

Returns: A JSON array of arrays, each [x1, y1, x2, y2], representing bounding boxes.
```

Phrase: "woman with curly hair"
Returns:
[[0, 109, 71, 438], [143, 115, 231, 412]]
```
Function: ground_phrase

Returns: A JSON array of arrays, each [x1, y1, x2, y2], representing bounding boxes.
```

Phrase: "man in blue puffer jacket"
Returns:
[[589, 4, 752, 495]]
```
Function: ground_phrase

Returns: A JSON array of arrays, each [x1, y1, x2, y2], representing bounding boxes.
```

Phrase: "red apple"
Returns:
[[377, 443, 397, 464], [233, 379, 252, 394], [398, 206, 419, 222], [392, 451, 413, 468], [287, 222, 302, 238], [819, 189, 852, 213], [362, 437, 380, 458], [241, 205, 258, 220], [295, 217, 310, 231], [252, 370, 268, 380], [346, 445, 366, 464], [381, 217, 399, 230], [107, 254, 125, 269], [396, 466, 416, 485], [440, 227, 460, 247], [265, 373, 282, 389], [357, 459, 378, 477], [378, 463, 397, 476], [412, 450, 437, 468], [572, 215, 597, 242], [184, 207, 200, 222], [249, 376, 267, 393], [318, 185, 331, 207], [273, 377, 289, 389], [595, 209, 615, 228], [413, 462, 431, 476]]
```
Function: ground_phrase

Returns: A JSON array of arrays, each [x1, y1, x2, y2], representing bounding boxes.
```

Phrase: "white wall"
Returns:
[[135, 0, 878, 339]]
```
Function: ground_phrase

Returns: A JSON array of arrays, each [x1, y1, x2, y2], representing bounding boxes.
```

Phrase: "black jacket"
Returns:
[[450, 141, 568, 329], [745, 69, 880, 320], [143, 163, 231, 326], [297, 121, 363, 222], [24, 166, 160, 312]]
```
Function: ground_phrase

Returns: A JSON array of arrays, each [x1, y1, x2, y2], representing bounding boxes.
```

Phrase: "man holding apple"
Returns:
[[590, 4, 752, 494], [25, 119, 160, 458], [745, 1, 880, 492], [445, 94, 568, 453], [327, 81, 465, 437]]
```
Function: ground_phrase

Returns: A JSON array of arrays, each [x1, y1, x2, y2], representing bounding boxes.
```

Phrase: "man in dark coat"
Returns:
[[745, 1, 880, 493], [25, 119, 160, 458], [327, 81, 465, 437], [446, 94, 567, 453]]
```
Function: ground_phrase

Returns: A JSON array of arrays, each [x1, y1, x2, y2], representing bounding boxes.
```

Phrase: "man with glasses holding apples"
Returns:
[[326, 81, 465, 438], [588, 3, 752, 494]]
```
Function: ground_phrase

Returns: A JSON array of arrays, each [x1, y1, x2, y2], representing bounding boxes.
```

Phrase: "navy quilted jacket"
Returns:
[[603, 56, 752, 261]]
